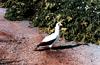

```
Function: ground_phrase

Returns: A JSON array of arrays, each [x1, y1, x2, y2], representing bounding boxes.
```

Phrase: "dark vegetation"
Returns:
[[1, 0, 100, 44]]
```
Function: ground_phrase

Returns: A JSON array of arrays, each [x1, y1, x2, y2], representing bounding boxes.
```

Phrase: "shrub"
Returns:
[[5, 0, 100, 44], [32, 0, 100, 44], [0, 0, 8, 7], [4, 0, 41, 20]]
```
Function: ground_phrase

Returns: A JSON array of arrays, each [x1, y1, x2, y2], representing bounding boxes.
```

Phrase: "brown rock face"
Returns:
[[0, 8, 100, 65]]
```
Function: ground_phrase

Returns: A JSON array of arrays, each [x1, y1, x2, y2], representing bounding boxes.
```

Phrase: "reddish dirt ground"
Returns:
[[0, 8, 100, 65]]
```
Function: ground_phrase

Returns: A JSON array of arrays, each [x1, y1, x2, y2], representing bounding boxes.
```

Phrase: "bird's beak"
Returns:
[[59, 23, 62, 26]]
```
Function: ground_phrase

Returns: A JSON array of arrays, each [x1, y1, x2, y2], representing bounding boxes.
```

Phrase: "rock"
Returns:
[[0, 8, 7, 21], [0, 8, 100, 65]]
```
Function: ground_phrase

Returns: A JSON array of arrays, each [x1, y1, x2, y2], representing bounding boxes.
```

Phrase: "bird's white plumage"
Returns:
[[38, 22, 62, 48], [42, 22, 62, 42], [42, 33, 58, 42]]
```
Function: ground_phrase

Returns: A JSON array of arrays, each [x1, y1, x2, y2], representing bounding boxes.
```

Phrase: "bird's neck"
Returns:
[[54, 26, 60, 35]]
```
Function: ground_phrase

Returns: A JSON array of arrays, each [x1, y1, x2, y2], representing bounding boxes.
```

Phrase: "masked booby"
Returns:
[[37, 22, 62, 48]]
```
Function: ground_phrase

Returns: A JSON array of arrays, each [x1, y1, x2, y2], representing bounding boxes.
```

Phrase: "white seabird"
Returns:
[[37, 22, 62, 48]]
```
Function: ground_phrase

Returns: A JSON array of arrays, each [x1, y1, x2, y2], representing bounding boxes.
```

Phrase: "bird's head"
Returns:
[[55, 22, 63, 31], [54, 22, 62, 34], [56, 22, 62, 27]]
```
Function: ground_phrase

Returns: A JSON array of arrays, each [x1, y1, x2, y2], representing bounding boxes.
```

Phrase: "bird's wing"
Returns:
[[37, 38, 56, 47], [42, 33, 57, 42]]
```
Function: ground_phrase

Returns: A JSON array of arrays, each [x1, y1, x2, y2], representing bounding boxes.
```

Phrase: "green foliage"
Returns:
[[5, 0, 100, 44], [33, 0, 100, 43], [0, 0, 8, 7], [4, 0, 41, 20]]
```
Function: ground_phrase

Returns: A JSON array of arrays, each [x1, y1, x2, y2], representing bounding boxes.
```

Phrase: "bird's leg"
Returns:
[[48, 44, 58, 51], [48, 44, 53, 48], [49, 44, 60, 51], [48, 44, 54, 51]]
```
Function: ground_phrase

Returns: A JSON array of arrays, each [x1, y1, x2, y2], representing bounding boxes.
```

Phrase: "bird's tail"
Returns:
[[34, 44, 39, 50], [36, 44, 40, 48]]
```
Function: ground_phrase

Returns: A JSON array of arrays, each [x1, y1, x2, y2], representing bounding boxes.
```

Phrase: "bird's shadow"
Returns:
[[34, 43, 88, 51]]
